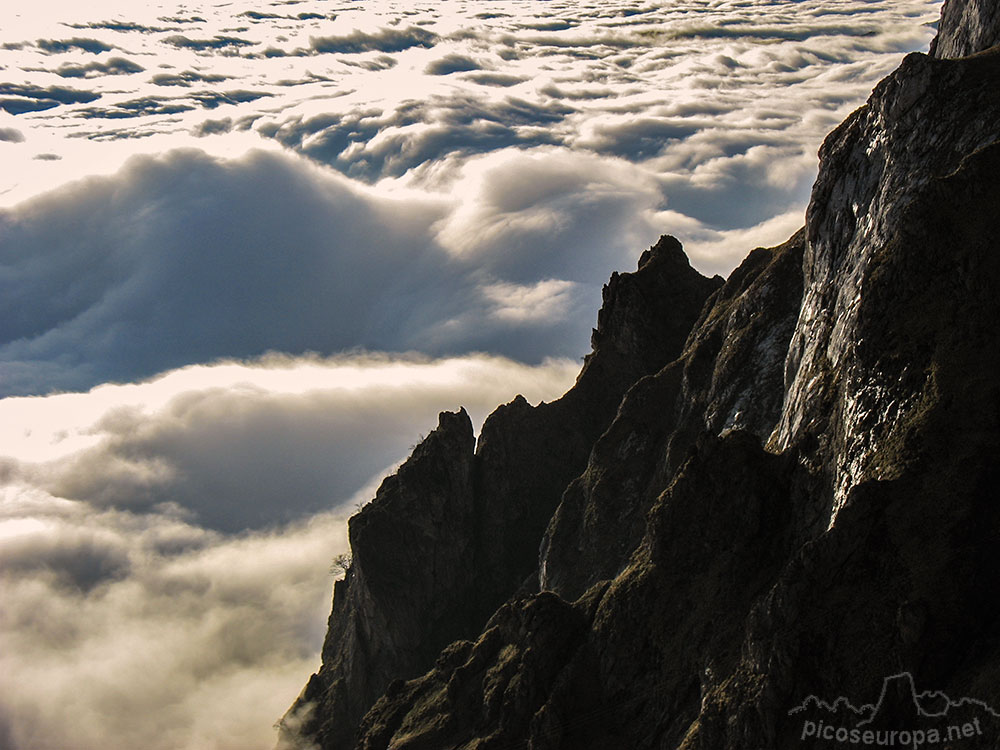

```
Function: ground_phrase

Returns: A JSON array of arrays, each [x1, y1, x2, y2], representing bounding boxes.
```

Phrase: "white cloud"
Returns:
[[482, 279, 578, 324], [0, 148, 607, 395], [664, 207, 810, 277], [0, 352, 580, 530], [0, 498, 346, 750], [432, 148, 666, 281], [0, 0, 939, 245], [0, 351, 578, 749], [0, 127, 25, 143]]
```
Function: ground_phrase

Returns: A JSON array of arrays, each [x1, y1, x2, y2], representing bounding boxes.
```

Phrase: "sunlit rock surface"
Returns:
[[929, 0, 1000, 58]]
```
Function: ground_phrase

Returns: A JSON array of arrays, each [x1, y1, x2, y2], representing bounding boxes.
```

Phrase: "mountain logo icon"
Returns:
[[788, 673, 999, 748]]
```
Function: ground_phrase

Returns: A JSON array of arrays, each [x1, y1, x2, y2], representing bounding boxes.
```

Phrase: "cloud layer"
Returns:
[[0, 353, 579, 530], [1, 500, 347, 750], [0, 0, 939, 265], [0, 352, 578, 749], [1, 146, 682, 396]]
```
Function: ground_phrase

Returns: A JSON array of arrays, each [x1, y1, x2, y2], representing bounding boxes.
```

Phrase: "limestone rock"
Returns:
[[930, 0, 1000, 59]]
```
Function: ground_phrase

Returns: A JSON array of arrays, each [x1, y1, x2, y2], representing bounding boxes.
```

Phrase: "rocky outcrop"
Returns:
[[471, 235, 722, 616], [285, 409, 478, 750], [354, 592, 592, 750], [279, 237, 721, 749], [282, 2, 1000, 748], [773, 39, 1000, 524], [541, 228, 806, 600], [929, 0, 1000, 58]]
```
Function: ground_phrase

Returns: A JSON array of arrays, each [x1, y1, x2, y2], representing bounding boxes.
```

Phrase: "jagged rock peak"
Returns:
[[541, 230, 805, 600], [279, 405, 478, 750], [423, 406, 472, 451], [637, 233, 687, 271], [280, 236, 721, 750], [930, 0, 1000, 58], [582, 234, 722, 389]]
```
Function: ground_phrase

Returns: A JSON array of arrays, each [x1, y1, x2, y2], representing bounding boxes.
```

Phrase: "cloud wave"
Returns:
[[0, 351, 577, 749], [0, 146, 678, 396], [0, 353, 580, 531]]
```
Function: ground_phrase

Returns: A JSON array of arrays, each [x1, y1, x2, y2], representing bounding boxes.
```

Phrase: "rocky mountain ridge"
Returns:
[[282, 236, 723, 749], [280, 1, 1000, 747]]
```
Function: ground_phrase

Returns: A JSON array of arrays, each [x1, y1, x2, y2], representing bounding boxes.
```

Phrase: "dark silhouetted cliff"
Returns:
[[279, 1, 1000, 747]]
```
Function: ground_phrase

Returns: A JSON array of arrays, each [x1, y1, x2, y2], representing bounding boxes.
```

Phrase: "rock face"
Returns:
[[929, 0, 1000, 58], [279, 238, 721, 750], [773, 38, 1000, 525], [281, 3, 1000, 748], [541, 229, 806, 600]]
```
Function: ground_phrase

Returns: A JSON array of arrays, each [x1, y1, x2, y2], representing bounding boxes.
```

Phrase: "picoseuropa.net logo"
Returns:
[[789, 673, 999, 748]]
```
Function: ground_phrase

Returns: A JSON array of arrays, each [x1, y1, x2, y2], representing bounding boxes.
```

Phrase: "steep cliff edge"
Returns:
[[282, 3, 1000, 748], [773, 37, 1000, 525], [279, 238, 721, 749], [541, 229, 806, 600]]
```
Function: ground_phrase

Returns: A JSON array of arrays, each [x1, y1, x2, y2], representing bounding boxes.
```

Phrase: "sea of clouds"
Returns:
[[0, 1, 940, 748], [0, 353, 578, 749]]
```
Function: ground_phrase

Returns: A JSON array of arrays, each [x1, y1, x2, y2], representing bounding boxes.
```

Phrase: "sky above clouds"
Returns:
[[0, 1, 941, 748]]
